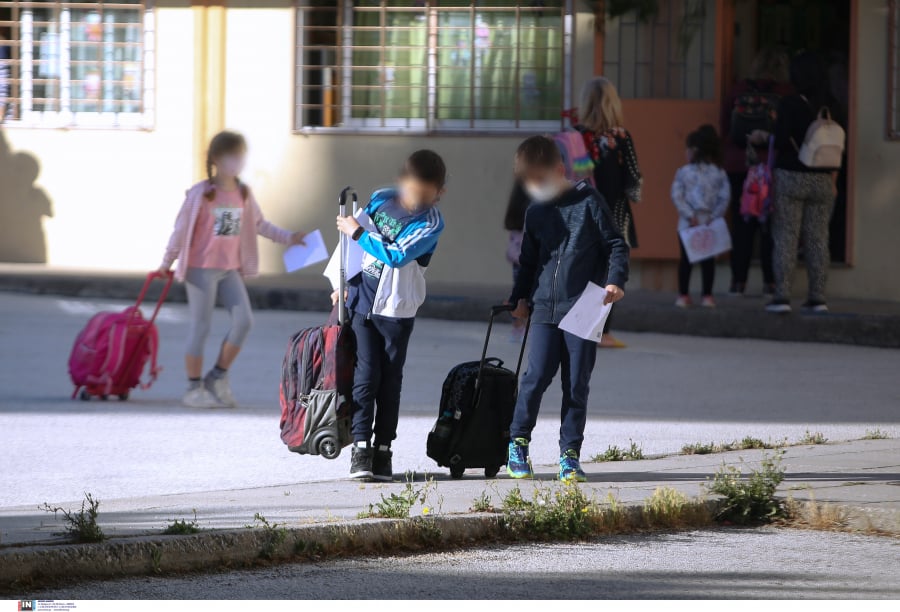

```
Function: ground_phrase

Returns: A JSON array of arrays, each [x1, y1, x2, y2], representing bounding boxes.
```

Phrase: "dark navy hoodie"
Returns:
[[509, 180, 630, 326]]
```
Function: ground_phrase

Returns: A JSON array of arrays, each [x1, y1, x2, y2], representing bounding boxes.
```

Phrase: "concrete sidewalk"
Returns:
[[1, 264, 899, 347], [1, 438, 896, 548]]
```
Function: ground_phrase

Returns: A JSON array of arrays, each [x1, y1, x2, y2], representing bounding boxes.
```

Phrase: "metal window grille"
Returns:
[[602, 0, 715, 100], [295, 1, 572, 133], [889, 0, 900, 140], [0, 1, 154, 128]]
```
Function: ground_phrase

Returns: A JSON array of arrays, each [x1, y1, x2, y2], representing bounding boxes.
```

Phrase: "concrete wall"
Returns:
[[826, 0, 900, 301]]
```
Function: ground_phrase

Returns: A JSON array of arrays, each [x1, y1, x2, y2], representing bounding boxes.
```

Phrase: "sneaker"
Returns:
[[506, 438, 533, 479], [349, 444, 373, 480], [182, 386, 221, 408], [371, 446, 393, 482], [700, 295, 716, 308], [801, 300, 829, 313], [559, 450, 587, 483], [728, 282, 745, 297], [674, 295, 692, 308], [204, 372, 237, 407], [765, 299, 792, 314]]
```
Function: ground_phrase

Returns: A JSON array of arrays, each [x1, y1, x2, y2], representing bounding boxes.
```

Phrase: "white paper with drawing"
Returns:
[[282, 230, 329, 272], [558, 282, 613, 342], [323, 209, 378, 290]]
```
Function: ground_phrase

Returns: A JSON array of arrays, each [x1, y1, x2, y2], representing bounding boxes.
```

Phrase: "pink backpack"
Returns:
[[740, 136, 775, 221], [69, 272, 172, 401]]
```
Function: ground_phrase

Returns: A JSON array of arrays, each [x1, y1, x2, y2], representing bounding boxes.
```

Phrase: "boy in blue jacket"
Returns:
[[335, 150, 447, 481], [508, 135, 629, 482]]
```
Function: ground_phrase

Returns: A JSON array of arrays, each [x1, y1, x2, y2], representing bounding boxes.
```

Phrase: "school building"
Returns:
[[1, 1, 898, 301]]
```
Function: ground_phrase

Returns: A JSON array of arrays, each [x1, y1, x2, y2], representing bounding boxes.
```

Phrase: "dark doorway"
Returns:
[[732, 0, 851, 263]]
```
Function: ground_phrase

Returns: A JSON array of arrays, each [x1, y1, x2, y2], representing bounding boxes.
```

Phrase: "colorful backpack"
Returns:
[[553, 130, 596, 187], [730, 82, 780, 148]]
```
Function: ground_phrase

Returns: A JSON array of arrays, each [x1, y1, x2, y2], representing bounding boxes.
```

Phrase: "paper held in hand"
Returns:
[[323, 209, 378, 290], [678, 217, 732, 264], [282, 229, 329, 273], [558, 282, 614, 342]]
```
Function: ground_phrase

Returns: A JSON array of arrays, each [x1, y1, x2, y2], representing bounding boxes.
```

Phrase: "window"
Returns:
[[295, 1, 573, 133], [602, 0, 715, 100], [0, 1, 154, 128], [890, 0, 900, 139]]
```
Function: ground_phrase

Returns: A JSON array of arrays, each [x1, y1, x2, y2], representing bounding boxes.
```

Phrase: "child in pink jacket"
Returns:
[[160, 131, 306, 408]]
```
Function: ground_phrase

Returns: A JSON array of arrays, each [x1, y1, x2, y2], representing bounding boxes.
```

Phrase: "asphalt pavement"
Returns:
[[1, 292, 898, 508], [26, 528, 900, 599]]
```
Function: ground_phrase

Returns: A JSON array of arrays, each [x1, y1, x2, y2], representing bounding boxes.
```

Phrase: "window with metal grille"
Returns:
[[890, 0, 900, 140], [295, 1, 573, 133], [602, 0, 715, 100], [0, 1, 154, 128]]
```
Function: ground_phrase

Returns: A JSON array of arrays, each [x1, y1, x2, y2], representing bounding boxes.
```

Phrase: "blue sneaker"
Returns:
[[559, 449, 587, 482], [507, 438, 533, 479]]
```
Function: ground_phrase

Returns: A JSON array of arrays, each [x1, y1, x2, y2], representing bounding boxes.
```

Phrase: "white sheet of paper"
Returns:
[[323, 210, 377, 290], [282, 229, 329, 273], [678, 217, 732, 264], [558, 282, 614, 342]]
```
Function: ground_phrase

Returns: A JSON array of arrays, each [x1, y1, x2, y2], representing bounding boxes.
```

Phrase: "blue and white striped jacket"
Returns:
[[357, 188, 445, 319]]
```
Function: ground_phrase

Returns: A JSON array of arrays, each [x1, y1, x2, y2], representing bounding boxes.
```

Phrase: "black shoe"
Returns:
[[728, 282, 745, 296], [372, 446, 393, 482], [801, 300, 829, 313], [350, 444, 373, 479], [765, 299, 792, 314]]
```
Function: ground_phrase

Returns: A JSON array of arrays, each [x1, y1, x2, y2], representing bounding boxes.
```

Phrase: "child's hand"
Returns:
[[330, 289, 348, 306], [603, 285, 625, 305], [157, 265, 171, 275], [511, 298, 530, 320], [336, 215, 361, 238], [290, 231, 307, 246]]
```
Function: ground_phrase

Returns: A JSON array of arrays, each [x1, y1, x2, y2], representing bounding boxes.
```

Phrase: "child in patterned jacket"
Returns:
[[670, 125, 731, 308]]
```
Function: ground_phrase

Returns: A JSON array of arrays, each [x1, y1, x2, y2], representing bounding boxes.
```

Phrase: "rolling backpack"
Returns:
[[279, 187, 357, 460], [793, 104, 845, 169], [69, 271, 172, 401], [740, 136, 775, 222], [729, 82, 780, 148]]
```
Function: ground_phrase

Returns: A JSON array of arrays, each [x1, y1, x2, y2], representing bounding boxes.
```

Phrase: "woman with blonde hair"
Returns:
[[578, 76, 642, 348]]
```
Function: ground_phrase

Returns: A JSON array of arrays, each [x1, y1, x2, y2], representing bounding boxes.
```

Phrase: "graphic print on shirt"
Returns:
[[361, 209, 407, 279], [213, 207, 242, 237]]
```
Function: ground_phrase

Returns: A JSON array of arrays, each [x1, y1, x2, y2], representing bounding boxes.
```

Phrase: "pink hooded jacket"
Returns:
[[161, 181, 292, 282]]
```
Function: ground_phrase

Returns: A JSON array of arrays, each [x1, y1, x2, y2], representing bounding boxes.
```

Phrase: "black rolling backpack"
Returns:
[[426, 304, 530, 479]]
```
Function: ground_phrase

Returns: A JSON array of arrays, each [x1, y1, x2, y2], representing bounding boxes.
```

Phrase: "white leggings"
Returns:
[[184, 268, 254, 358]]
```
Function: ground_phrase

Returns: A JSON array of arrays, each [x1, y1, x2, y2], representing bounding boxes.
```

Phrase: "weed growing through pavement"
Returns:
[[642, 487, 710, 529], [470, 491, 495, 513], [501, 480, 597, 540], [357, 474, 434, 519], [149, 545, 163, 574], [862, 428, 890, 440], [706, 451, 786, 525], [162, 510, 201, 535], [782, 493, 849, 531], [253, 513, 288, 560], [682, 437, 786, 455], [39, 492, 105, 543], [799, 430, 828, 445], [591, 440, 645, 462]]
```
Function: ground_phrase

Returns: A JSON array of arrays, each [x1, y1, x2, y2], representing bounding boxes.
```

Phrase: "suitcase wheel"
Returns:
[[99, 394, 109, 401], [484, 466, 501, 479], [118, 392, 130, 401], [79, 390, 91, 401], [317, 435, 340, 460], [450, 466, 465, 479]]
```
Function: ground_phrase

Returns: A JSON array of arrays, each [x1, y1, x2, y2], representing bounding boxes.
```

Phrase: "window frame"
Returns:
[[0, 1, 155, 130], [293, 0, 574, 135], [889, 0, 900, 140]]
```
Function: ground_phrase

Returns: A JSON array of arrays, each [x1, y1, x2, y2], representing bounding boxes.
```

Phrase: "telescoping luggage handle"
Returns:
[[135, 270, 174, 327], [475, 304, 531, 391], [337, 186, 359, 326]]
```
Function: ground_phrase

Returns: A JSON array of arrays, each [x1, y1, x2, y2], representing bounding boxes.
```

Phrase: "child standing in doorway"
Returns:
[[670, 125, 731, 308], [160, 131, 307, 408]]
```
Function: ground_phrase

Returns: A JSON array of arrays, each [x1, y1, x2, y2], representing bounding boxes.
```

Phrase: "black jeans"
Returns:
[[679, 239, 715, 296], [510, 323, 597, 455], [728, 172, 774, 288], [350, 312, 415, 448]]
